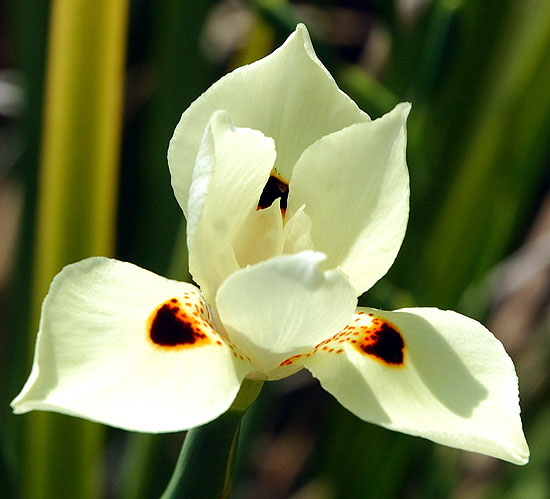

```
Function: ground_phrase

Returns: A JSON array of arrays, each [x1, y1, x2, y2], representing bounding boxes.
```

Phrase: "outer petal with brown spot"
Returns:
[[301, 307, 529, 465], [11, 257, 253, 433]]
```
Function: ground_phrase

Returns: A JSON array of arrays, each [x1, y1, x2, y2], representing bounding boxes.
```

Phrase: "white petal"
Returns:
[[287, 103, 410, 295], [168, 24, 369, 215], [11, 258, 252, 432], [232, 199, 285, 269], [283, 204, 315, 255], [300, 307, 529, 464], [216, 252, 357, 373], [187, 110, 277, 301]]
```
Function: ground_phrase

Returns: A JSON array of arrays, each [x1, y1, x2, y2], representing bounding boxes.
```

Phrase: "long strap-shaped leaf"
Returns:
[[23, 1, 128, 497]]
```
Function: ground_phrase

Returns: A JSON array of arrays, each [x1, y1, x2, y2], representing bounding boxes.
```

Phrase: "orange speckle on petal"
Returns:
[[279, 352, 306, 367], [312, 314, 405, 367]]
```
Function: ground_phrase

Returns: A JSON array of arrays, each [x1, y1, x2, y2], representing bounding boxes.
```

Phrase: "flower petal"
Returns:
[[11, 258, 252, 432], [301, 307, 529, 464], [187, 110, 277, 301], [287, 103, 410, 295], [168, 24, 369, 215], [216, 252, 357, 374], [232, 199, 285, 269], [283, 204, 315, 255]]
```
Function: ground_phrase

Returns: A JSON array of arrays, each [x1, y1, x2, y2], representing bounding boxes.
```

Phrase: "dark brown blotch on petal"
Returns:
[[359, 321, 405, 366], [147, 298, 212, 350]]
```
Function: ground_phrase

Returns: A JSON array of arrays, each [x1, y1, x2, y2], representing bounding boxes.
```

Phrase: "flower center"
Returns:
[[257, 173, 289, 214]]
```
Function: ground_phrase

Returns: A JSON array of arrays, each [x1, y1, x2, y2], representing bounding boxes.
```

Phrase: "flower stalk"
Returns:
[[161, 379, 264, 499]]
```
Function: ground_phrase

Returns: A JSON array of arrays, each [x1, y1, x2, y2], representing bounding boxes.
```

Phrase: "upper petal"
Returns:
[[215, 252, 357, 374], [301, 307, 529, 464], [168, 24, 369, 215], [187, 110, 277, 301], [11, 258, 252, 432], [287, 103, 410, 295]]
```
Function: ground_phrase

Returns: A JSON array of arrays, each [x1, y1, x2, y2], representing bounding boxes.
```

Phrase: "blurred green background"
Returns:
[[0, 0, 548, 497]]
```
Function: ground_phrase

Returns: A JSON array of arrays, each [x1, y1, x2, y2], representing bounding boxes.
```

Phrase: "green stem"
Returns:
[[161, 379, 264, 499]]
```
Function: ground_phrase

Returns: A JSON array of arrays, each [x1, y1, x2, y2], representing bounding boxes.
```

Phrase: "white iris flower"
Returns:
[[12, 25, 529, 465]]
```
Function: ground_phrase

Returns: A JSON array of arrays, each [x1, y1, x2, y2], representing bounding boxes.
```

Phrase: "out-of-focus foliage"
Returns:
[[0, 0, 548, 498]]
